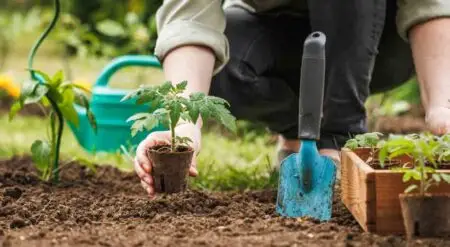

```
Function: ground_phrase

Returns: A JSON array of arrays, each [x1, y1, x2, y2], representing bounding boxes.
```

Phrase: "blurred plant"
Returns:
[[95, 12, 157, 57], [63, 0, 161, 58], [0, 7, 44, 69], [344, 132, 384, 150], [9, 70, 97, 182]]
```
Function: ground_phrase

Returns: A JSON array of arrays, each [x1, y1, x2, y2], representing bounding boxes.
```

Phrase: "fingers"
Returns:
[[136, 133, 169, 172], [134, 157, 153, 185], [135, 132, 171, 197], [140, 180, 155, 199], [189, 157, 199, 177]]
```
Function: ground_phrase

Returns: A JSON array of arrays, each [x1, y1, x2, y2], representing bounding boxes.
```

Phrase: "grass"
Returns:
[[0, 113, 279, 191]]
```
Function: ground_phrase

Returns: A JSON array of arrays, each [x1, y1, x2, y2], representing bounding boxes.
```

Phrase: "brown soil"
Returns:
[[1, 156, 449, 246]]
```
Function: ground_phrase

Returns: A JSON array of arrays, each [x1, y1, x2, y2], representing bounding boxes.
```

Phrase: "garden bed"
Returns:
[[1, 156, 449, 246]]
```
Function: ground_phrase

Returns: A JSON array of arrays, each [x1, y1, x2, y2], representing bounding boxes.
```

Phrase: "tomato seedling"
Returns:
[[122, 81, 237, 151], [379, 133, 450, 195], [344, 132, 384, 150]]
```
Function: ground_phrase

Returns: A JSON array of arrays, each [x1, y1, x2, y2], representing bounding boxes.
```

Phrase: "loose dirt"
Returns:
[[1, 156, 449, 246]]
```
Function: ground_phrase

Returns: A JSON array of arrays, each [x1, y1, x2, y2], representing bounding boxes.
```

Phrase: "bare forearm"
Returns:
[[162, 45, 215, 95], [162, 45, 216, 127], [410, 18, 450, 111]]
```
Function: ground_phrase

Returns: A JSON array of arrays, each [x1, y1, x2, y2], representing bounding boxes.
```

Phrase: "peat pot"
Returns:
[[147, 145, 194, 193], [399, 193, 450, 238]]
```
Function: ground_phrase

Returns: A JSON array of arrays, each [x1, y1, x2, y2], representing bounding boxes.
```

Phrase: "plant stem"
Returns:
[[171, 124, 176, 152], [419, 158, 425, 196], [47, 98, 63, 183]]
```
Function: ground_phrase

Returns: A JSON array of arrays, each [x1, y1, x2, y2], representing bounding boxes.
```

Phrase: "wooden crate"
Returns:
[[340, 148, 450, 235]]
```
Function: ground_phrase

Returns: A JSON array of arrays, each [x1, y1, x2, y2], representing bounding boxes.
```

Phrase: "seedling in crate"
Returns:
[[9, 70, 97, 182], [122, 80, 236, 193], [344, 132, 384, 163], [379, 133, 450, 237], [379, 133, 450, 194]]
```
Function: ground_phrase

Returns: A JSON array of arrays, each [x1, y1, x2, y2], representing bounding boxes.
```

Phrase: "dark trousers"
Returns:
[[209, 1, 415, 150]]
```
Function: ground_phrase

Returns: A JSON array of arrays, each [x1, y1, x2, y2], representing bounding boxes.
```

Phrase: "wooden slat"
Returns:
[[341, 149, 376, 232]]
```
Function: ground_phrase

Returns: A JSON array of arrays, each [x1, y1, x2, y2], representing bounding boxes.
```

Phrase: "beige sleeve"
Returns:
[[154, 0, 229, 75], [397, 0, 450, 41]]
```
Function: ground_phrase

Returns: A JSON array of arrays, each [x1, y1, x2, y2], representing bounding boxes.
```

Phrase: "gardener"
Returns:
[[135, 0, 450, 198]]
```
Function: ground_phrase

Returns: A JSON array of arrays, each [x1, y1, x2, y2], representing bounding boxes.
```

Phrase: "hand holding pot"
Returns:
[[134, 122, 201, 198]]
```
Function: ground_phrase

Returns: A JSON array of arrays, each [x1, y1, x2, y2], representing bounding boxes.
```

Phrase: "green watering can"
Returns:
[[69, 55, 164, 153]]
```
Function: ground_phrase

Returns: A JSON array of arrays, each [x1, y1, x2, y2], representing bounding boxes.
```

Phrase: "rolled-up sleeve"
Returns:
[[397, 0, 450, 41], [154, 0, 229, 75]]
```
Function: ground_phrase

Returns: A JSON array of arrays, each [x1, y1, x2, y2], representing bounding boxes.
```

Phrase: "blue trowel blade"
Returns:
[[276, 140, 337, 221]]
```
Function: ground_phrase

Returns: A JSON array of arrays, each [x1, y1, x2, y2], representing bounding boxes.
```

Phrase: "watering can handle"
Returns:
[[95, 55, 161, 87], [298, 32, 326, 140]]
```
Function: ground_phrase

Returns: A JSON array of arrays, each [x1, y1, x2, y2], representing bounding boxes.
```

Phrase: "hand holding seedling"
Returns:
[[122, 80, 236, 197]]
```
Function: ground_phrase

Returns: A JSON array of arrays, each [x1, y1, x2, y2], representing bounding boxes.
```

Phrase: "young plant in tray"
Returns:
[[9, 70, 97, 183], [378, 133, 450, 238], [344, 132, 384, 163], [122, 80, 237, 193]]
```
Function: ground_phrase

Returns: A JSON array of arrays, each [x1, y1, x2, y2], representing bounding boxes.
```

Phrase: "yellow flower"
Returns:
[[0, 73, 20, 98], [73, 79, 92, 92]]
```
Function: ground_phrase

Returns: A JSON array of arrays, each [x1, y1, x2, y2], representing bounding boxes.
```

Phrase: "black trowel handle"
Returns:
[[298, 32, 326, 140]]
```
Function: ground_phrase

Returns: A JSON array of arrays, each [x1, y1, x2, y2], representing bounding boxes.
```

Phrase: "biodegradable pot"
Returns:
[[399, 193, 450, 238], [147, 145, 194, 193]]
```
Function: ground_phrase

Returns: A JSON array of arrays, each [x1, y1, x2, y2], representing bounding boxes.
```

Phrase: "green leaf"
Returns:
[[378, 146, 388, 167], [23, 83, 48, 104], [74, 88, 90, 110], [411, 169, 421, 180], [190, 92, 205, 101], [158, 81, 173, 95], [51, 70, 64, 87], [127, 113, 153, 122], [47, 87, 63, 103], [441, 173, 450, 184], [31, 140, 51, 173], [59, 103, 79, 127], [404, 184, 418, 194], [96, 19, 126, 37], [188, 102, 200, 123], [30, 69, 51, 84], [208, 96, 230, 107], [129, 114, 159, 137], [403, 172, 412, 182], [9, 101, 22, 121], [169, 101, 181, 127], [432, 173, 441, 182], [87, 111, 97, 134], [344, 139, 358, 149], [175, 80, 188, 92]]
